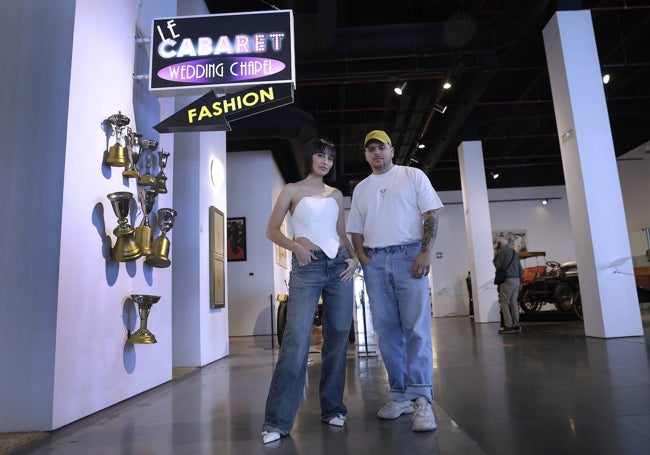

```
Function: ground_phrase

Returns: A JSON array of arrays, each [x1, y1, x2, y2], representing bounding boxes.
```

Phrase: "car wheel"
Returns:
[[554, 281, 575, 312], [519, 286, 541, 313], [572, 290, 583, 320]]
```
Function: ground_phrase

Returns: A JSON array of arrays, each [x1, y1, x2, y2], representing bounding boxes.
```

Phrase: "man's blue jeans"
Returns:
[[362, 242, 434, 403], [263, 247, 353, 435]]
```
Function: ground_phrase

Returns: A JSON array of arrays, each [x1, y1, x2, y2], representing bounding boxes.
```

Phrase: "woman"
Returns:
[[261, 138, 358, 444]]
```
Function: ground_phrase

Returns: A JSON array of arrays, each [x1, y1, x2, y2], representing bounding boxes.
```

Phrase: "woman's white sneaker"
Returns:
[[261, 430, 281, 444]]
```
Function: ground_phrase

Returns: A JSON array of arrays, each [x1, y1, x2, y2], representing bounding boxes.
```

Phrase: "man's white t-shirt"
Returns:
[[347, 165, 443, 248]]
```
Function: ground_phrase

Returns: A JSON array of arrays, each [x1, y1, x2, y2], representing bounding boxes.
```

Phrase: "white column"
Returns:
[[458, 141, 500, 323], [543, 11, 643, 338]]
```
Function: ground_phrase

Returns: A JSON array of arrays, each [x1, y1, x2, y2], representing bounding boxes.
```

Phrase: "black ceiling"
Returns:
[[205, 0, 650, 196]]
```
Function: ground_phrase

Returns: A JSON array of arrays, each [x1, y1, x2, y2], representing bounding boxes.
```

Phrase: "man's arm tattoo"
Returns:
[[421, 210, 439, 253]]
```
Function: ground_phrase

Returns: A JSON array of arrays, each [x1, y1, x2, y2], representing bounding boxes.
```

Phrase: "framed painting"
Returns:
[[209, 207, 225, 309], [227, 217, 247, 261]]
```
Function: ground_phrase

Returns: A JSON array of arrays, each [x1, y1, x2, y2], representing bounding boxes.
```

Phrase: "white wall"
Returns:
[[172, 130, 230, 366], [226, 151, 278, 336], [0, 0, 74, 431], [0, 0, 192, 432], [618, 147, 650, 265], [271, 162, 292, 317], [52, 0, 176, 429]]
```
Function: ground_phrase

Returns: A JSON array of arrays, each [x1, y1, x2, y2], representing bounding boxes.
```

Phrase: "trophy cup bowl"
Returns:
[[106, 192, 142, 262], [128, 294, 160, 344], [140, 138, 159, 153], [157, 207, 177, 234], [146, 208, 177, 268], [107, 112, 130, 129]]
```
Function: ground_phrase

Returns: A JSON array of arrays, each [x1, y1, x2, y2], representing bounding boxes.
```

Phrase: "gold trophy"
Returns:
[[154, 150, 170, 194], [105, 112, 131, 167], [128, 294, 160, 344], [107, 192, 142, 262], [146, 208, 177, 268], [122, 128, 142, 178], [138, 139, 158, 186], [134, 189, 157, 256]]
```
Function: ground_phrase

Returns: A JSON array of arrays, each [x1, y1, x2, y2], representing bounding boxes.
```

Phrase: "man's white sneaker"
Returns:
[[412, 397, 437, 432], [377, 400, 415, 419]]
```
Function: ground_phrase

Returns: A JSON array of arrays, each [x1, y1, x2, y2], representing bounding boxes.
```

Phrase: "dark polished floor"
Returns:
[[10, 303, 650, 455]]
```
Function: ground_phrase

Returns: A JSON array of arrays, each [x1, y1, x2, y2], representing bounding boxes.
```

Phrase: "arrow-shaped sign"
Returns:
[[154, 83, 294, 133]]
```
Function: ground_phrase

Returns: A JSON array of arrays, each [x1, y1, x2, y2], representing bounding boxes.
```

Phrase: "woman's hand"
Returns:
[[339, 257, 359, 282], [294, 244, 317, 266]]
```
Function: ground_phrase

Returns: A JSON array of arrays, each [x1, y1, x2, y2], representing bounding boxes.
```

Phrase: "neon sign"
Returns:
[[149, 11, 294, 96]]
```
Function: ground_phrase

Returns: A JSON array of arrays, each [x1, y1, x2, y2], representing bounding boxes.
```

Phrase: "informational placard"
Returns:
[[149, 10, 294, 96]]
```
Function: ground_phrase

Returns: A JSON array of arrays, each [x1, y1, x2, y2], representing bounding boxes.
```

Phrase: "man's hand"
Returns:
[[412, 252, 431, 278]]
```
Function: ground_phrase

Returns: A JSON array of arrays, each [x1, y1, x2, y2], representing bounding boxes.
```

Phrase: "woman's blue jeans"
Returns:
[[263, 247, 353, 435], [362, 242, 434, 403]]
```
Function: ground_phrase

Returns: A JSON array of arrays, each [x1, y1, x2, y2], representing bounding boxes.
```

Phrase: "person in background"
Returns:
[[493, 236, 524, 333], [261, 138, 359, 444], [347, 130, 443, 433]]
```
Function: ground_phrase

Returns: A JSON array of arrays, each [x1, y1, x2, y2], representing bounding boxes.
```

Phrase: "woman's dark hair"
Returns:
[[304, 138, 336, 182]]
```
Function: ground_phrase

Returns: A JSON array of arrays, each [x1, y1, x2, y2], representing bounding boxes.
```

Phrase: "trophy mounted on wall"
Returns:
[[138, 138, 159, 187], [122, 128, 142, 179], [146, 208, 177, 268], [134, 189, 158, 257], [154, 150, 170, 194], [104, 112, 131, 167], [128, 294, 160, 344], [106, 191, 142, 262]]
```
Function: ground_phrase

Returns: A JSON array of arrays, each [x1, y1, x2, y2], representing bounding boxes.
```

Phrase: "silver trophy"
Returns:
[[128, 294, 160, 344], [138, 139, 159, 186], [105, 112, 131, 167], [154, 150, 170, 194], [106, 191, 142, 262], [134, 189, 158, 256], [123, 128, 142, 178]]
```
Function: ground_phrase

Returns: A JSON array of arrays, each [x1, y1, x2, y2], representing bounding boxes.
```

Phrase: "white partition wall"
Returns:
[[458, 141, 500, 323], [543, 11, 643, 338]]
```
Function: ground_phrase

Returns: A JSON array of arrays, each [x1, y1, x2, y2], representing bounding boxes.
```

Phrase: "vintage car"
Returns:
[[518, 252, 582, 319]]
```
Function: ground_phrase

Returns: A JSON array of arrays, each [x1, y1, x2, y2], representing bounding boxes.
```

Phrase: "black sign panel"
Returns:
[[154, 83, 294, 133], [149, 10, 294, 97]]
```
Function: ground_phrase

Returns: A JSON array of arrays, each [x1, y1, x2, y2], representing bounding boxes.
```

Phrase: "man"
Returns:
[[493, 237, 524, 333], [347, 130, 443, 432]]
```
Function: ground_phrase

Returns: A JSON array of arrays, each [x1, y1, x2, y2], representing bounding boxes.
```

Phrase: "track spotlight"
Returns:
[[434, 103, 447, 114], [394, 81, 407, 95], [490, 170, 500, 180], [542, 198, 549, 205]]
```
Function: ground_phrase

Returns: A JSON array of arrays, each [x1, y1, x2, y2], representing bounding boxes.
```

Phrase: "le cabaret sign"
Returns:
[[150, 10, 295, 132]]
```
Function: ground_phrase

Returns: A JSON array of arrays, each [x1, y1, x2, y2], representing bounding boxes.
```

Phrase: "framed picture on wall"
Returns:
[[209, 207, 225, 309], [227, 217, 247, 261]]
